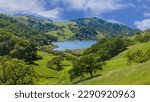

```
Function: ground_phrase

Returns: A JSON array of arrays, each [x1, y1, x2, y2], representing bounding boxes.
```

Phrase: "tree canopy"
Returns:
[[0, 30, 38, 62], [0, 56, 37, 85], [69, 54, 103, 80]]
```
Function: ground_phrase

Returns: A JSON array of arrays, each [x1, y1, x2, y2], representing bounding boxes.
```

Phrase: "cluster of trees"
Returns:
[[125, 49, 150, 65], [0, 56, 37, 85], [84, 37, 132, 61], [0, 30, 38, 62], [71, 26, 98, 40], [27, 17, 59, 33], [0, 14, 57, 46], [73, 17, 141, 38]]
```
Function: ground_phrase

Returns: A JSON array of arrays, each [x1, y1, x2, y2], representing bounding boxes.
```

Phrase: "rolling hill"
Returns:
[[78, 42, 150, 85], [0, 14, 57, 45], [4, 14, 141, 41], [0, 13, 149, 85], [48, 17, 141, 41]]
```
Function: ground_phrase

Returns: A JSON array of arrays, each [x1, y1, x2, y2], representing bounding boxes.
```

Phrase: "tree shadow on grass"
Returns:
[[46, 76, 58, 79], [30, 62, 39, 66], [72, 74, 103, 84], [49, 67, 64, 71]]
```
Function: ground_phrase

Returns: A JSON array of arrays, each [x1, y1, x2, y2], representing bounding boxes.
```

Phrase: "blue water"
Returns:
[[52, 40, 96, 51]]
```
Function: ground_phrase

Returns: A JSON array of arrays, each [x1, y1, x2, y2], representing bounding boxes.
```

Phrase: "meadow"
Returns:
[[33, 42, 150, 85]]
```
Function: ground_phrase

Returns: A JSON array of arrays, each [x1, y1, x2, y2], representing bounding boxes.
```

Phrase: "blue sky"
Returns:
[[0, 0, 149, 30]]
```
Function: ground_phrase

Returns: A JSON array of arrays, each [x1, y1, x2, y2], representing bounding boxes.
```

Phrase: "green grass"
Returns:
[[96, 32, 105, 39], [47, 26, 75, 41], [101, 42, 150, 73], [78, 61, 150, 85], [77, 42, 150, 84], [34, 51, 72, 84], [49, 21, 77, 41], [33, 42, 150, 85], [53, 21, 76, 27]]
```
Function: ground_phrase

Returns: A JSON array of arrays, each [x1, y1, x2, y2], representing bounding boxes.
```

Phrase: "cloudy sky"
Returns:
[[0, 0, 150, 30]]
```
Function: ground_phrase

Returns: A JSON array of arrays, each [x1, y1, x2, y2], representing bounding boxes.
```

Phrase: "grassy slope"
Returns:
[[48, 21, 107, 41], [78, 42, 150, 85], [47, 21, 76, 41], [34, 51, 72, 85], [101, 42, 150, 73], [79, 61, 150, 85], [53, 21, 76, 27], [47, 27, 74, 41], [33, 42, 150, 85]]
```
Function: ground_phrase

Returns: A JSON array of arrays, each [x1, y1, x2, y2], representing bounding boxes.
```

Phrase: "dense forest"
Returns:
[[0, 14, 150, 85]]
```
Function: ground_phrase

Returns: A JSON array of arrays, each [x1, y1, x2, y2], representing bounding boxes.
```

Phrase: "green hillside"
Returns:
[[47, 24, 75, 41], [0, 14, 57, 45], [30, 42, 150, 85], [78, 42, 150, 84], [33, 51, 73, 85], [79, 61, 150, 85], [9, 14, 141, 41], [48, 17, 141, 41]]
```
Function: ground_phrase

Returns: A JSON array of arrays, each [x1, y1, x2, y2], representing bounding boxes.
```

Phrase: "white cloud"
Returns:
[[0, 0, 134, 18], [135, 19, 150, 31], [107, 19, 123, 24], [64, 0, 131, 15], [0, 0, 61, 18], [144, 12, 150, 17], [35, 8, 62, 18]]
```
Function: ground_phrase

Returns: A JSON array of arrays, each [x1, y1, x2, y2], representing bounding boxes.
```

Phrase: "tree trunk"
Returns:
[[90, 71, 93, 78]]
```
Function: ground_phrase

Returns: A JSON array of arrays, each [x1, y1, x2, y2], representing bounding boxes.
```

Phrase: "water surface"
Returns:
[[52, 40, 96, 51]]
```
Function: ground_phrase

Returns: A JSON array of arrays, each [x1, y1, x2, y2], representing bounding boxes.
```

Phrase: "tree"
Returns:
[[69, 54, 103, 80], [47, 56, 63, 71], [0, 56, 37, 85]]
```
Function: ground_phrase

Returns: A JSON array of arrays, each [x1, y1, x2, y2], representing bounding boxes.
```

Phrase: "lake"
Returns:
[[52, 40, 96, 51]]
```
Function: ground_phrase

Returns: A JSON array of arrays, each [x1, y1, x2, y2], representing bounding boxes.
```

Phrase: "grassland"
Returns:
[[53, 21, 76, 27], [78, 42, 150, 84], [33, 51, 72, 85], [78, 61, 150, 85], [46, 21, 77, 41], [47, 27, 75, 41], [33, 42, 150, 85]]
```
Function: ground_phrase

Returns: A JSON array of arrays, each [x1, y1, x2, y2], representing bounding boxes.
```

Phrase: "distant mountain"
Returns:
[[73, 17, 141, 37], [48, 17, 141, 41], [0, 14, 141, 41]]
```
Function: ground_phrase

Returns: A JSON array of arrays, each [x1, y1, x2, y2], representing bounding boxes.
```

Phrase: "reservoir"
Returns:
[[52, 40, 96, 51]]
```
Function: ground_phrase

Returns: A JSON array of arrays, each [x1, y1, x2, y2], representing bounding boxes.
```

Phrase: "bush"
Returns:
[[125, 49, 150, 65]]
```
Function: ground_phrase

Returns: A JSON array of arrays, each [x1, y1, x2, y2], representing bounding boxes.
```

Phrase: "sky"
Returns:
[[0, 0, 150, 30]]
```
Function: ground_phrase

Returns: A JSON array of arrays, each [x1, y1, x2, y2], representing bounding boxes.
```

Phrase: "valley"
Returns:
[[0, 14, 150, 85]]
